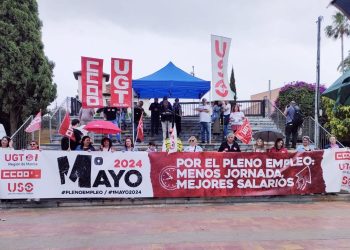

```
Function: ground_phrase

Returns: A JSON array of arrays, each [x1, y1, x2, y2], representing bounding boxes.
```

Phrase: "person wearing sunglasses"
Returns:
[[28, 140, 39, 150], [183, 136, 203, 152]]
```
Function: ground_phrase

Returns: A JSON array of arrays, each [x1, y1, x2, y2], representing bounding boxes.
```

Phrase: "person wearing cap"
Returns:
[[296, 136, 315, 152], [284, 100, 300, 149]]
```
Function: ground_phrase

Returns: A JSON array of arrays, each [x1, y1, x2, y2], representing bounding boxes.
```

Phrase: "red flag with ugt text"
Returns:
[[111, 58, 133, 108], [235, 118, 252, 144], [136, 113, 144, 142], [25, 111, 42, 133], [58, 112, 75, 141]]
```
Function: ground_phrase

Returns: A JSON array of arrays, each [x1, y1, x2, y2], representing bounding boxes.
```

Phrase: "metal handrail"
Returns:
[[306, 116, 345, 148], [266, 99, 286, 134], [50, 97, 69, 118], [10, 115, 33, 140]]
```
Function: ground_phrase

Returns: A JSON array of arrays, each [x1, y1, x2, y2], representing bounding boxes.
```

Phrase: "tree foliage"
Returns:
[[229, 67, 237, 102], [325, 12, 350, 72], [0, 0, 56, 134], [322, 96, 350, 141], [275, 81, 326, 118]]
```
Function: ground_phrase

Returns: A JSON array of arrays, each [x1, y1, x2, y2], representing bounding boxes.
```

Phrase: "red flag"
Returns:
[[81, 56, 104, 108], [136, 113, 144, 142], [235, 118, 252, 144], [25, 111, 42, 133], [58, 112, 75, 141], [111, 58, 133, 108]]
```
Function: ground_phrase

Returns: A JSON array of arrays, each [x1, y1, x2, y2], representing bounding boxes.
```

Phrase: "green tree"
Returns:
[[341, 50, 350, 71], [325, 12, 350, 72], [0, 0, 56, 134], [229, 67, 237, 102], [275, 81, 326, 118], [322, 96, 350, 141]]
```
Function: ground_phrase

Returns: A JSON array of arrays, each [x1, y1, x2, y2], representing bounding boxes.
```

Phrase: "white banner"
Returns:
[[211, 35, 234, 101], [0, 149, 348, 199], [0, 151, 152, 199]]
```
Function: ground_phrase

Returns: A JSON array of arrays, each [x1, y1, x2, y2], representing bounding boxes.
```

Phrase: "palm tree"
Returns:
[[325, 12, 350, 72]]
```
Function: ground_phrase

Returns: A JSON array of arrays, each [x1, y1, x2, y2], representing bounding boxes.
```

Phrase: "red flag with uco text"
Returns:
[[58, 112, 75, 141]]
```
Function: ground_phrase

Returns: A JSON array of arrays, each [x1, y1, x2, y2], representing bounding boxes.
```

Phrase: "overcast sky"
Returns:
[[37, 0, 350, 104]]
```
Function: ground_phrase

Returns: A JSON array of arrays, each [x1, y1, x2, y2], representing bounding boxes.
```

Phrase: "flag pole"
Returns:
[[38, 109, 42, 149], [209, 88, 212, 145], [66, 98, 71, 150], [134, 114, 141, 149], [132, 89, 135, 143]]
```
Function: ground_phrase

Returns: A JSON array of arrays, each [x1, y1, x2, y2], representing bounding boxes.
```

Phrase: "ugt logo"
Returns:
[[57, 155, 142, 188]]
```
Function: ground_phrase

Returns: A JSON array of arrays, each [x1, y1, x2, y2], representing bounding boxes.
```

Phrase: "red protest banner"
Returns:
[[235, 118, 252, 144], [81, 56, 104, 108], [110, 58, 132, 108], [149, 151, 326, 197]]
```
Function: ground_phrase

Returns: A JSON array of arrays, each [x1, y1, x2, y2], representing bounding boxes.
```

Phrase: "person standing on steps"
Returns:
[[149, 98, 161, 137]]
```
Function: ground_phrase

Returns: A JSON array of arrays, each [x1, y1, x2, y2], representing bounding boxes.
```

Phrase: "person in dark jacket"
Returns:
[[76, 136, 95, 151], [61, 119, 83, 151], [218, 133, 241, 152], [149, 98, 161, 136], [160, 97, 173, 140]]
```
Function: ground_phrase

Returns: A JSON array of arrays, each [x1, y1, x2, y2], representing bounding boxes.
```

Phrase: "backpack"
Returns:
[[292, 107, 304, 127]]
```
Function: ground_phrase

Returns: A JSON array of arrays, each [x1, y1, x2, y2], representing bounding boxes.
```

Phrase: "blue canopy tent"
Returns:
[[331, 0, 350, 20], [132, 62, 210, 99]]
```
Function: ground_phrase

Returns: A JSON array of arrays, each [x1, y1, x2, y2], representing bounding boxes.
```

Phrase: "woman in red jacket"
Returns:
[[269, 138, 288, 153]]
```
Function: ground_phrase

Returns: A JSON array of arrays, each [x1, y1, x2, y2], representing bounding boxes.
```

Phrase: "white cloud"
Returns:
[[38, 0, 350, 104]]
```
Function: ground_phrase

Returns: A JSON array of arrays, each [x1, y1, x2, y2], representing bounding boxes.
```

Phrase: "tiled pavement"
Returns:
[[1, 201, 350, 249]]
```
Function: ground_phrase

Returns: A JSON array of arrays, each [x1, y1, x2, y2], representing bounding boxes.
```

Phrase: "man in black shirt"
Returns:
[[218, 132, 241, 152], [61, 119, 83, 150], [96, 103, 121, 143], [149, 98, 161, 136]]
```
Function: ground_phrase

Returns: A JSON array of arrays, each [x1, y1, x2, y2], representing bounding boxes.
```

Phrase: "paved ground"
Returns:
[[1, 201, 350, 249]]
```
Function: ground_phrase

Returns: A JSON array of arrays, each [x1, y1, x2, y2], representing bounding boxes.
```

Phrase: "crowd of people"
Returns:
[[0, 133, 343, 153], [0, 99, 346, 152]]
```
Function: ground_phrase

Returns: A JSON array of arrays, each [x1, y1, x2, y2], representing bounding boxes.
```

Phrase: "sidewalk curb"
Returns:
[[1, 194, 349, 209]]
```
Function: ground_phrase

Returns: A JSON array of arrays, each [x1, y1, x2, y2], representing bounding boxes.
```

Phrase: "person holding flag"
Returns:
[[234, 118, 252, 145], [59, 112, 82, 150]]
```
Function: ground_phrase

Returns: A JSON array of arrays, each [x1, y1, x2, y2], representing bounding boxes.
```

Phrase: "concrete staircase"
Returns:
[[44, 115, 281, 152]]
